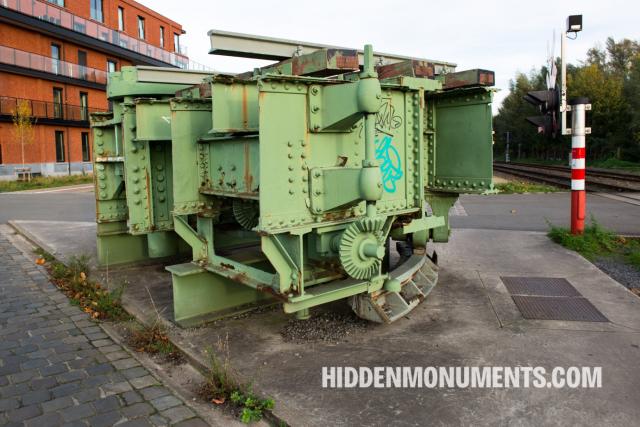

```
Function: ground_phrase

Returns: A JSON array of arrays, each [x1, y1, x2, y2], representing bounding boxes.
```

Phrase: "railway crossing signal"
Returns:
[[523, 14, 589, 235], [524, 89, 560, 138]]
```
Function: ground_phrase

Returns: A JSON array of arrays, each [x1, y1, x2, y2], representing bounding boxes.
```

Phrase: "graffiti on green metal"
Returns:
[[376, 100, 402, 131], [375, 135, 402, 193], [375, 99, 403, 193]]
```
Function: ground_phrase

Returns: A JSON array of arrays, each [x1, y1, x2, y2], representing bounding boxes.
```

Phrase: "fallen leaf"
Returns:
[[510, 209, 517, 214], [79, 272, 87, 281], [35, 258, 46, 265], [211, 397, 225, 405], [92, 312, 100, 318]]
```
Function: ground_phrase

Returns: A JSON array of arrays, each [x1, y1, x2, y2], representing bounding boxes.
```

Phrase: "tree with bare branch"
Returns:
[[11, 99, 36, 180]]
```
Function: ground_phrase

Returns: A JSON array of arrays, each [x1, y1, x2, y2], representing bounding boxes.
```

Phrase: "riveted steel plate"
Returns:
[[511, 296, 608, 322], [501, 276, 581, 297]]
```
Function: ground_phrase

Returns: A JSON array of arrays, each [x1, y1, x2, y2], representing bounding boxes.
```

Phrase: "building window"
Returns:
[[107, 60, 117, 111], [55, 131, 65, 162], [118, 7, 124, 31], [51, 43, 60, 74], [81, 133, 90, 162], [137, 16, 145, 39], [53, 88, 63, 119], [0, 144, 3, 165], [90, 0, 103, 22], [47, 0, 64, 6], [174, 33, 180, 53], [80, 92, 88, 121], [160, 26, 165, 48], [78, 50, 87, 79]]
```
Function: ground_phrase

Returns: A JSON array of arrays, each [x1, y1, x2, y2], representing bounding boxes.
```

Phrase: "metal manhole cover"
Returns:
[[501, 276, 581, 297], [511, 296, 608, 322]]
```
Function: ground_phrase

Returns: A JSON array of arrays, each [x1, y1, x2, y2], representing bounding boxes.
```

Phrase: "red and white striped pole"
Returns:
[[569, 97, 589, 235]]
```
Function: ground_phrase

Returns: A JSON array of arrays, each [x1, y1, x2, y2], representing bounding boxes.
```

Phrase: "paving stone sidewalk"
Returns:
[[0, 232, 209, 427]]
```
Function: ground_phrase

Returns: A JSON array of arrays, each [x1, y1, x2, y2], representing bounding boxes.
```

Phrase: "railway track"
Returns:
[[493, 162, 640, 193]]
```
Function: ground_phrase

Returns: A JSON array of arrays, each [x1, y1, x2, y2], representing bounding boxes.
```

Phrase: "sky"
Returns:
[[144, 0, 638, 114]]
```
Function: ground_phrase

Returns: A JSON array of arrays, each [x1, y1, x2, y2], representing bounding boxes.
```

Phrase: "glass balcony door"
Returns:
[[78, 50, 87, 79], [52, 88, 63, 119], [51, 43, 60, 74], [80, 92, 88, 121]]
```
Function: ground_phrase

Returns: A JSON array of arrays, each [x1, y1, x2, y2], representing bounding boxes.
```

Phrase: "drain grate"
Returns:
[[500, 276, 609, 322], [511, 296, 608, 322], [501, 277, 581, 297]]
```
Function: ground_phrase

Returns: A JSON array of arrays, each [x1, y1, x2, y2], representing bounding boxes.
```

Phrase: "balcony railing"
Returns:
[[1, 0, 195, 68], [0, 45, 108, 85], [0, 96, 102, 122]]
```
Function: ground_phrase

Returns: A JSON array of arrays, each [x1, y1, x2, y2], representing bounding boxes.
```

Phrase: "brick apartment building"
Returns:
[[0, 0, 189, 179]]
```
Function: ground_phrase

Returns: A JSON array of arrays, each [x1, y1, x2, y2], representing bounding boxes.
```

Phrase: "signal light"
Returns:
[[524, 88, 560, 138]]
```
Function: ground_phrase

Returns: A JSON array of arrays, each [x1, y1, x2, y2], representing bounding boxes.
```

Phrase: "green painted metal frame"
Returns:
[[91, 47, 495, 326]]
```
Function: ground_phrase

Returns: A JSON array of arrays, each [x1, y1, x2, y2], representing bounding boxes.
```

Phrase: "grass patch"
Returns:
[[496, 181, 559, 194], [34, 247, 55, 262], [591, 158, 640, 173], [0, 174, 92, 193], [548, 218, 640, 270], [35, 250, 129, 321], [123, 288, 184, 363], [198, 336, 275, 424], [126, 321, 184, 363]]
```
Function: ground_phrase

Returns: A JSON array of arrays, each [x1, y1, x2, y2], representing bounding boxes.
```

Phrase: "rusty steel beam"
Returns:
[[376, 60, 435, 80], [443, 69, 495, 90], [255, 48, 359, 77]]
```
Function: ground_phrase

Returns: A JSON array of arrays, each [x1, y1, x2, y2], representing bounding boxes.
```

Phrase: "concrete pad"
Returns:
[[10, 221, 640, 426], [9, 220, 97, 264]]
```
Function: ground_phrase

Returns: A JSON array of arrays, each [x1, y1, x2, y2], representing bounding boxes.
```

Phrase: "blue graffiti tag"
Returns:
[[375, 135, 403, 193]]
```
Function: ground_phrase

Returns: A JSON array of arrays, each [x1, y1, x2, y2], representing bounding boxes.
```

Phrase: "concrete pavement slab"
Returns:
[[8, 220, 97, 264], [8, 221, 640, 426]]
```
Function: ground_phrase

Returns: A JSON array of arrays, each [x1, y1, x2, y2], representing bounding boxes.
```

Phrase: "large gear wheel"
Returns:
[[232, 199, 259, 230], [339, 217, 386, 280]]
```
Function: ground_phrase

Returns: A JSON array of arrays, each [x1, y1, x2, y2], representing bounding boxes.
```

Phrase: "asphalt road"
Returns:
[[1, 187, 638, 235], [0, 189, 95, 224], [453, 192, 640, 235]]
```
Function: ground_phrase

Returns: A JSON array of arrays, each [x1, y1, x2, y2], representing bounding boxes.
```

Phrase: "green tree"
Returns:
[[494, 69, 560, 160], [623, 55, 640, 160], [605, 37, 639, 76], [494, 36, 640, 163], [568, 63, 629, 159]]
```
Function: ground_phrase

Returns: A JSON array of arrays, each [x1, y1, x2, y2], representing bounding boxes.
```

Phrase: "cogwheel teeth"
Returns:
[[338, 217, 386, 280], [233, 199, 259, 230]]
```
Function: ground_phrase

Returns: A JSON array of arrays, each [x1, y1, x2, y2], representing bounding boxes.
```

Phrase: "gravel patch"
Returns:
[[280, 309, 370, 343], [593, 256, 640, 289]]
